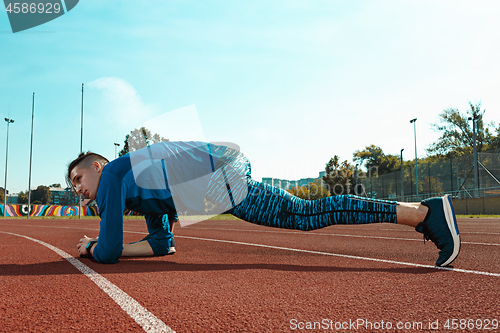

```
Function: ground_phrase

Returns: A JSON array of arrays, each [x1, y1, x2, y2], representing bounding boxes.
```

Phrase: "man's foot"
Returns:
[[167, 247, 176, 255], [415, 194, 460, 267]]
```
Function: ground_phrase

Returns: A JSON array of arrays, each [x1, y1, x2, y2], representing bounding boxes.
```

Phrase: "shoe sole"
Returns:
[[440, 194, 461, 266]]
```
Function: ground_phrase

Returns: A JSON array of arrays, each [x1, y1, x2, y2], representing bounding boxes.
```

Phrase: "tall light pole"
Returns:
[[3, 118, 14, 217], [28, 92, 35, 219], [469, 115, 479, 198], [400, 148, 404, 199], [114, 143, 120, 159], [80, 83, 84, 154], [354, 163, 358, 195], [79, 83, 84, 218], [410, 118, 419, 201]]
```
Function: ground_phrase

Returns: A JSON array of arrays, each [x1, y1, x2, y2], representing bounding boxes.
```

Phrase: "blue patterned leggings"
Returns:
[[206, 148, 398, 231], [230, 181, 397, 231]]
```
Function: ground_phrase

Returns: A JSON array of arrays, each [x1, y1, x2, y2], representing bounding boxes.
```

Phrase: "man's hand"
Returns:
[[77, 235, 98, 257]]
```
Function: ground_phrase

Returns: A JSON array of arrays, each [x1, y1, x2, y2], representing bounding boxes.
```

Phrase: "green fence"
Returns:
[[358, 148, 500, 202]]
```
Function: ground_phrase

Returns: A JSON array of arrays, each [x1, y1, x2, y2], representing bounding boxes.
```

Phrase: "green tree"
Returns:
[[353, 145, 400, 175], [0, 189, 4, 204], [287, 182, 330, 200], [287, 185, 310, 200], [48, 183, 61, 188], [307, 182, 331, 200], [490, 123, 500, 149], [31, 185, 51, 205], [118, 127, 169, 157], [322, 155, 357, 195], [427, 102, 498, 157], [17, 191, 28, 204]]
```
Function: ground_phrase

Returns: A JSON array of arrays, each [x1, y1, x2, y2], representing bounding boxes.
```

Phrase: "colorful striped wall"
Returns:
[[0, 204, 145, 217], [0, 204, 99, 217]]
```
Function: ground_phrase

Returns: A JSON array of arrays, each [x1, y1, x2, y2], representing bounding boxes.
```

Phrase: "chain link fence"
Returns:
[[358, 148, 500, 202]]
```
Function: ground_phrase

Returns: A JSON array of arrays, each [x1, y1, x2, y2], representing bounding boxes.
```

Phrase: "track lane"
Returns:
[[1, 218, 499, 332], [0, 230, 145, 332], [0, 230, 174, 333]]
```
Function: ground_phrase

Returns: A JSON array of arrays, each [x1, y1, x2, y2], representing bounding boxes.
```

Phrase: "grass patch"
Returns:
[[177, 214, 241, 221], [7, 213, 496, 220], [1, 214, 241, 220], [125, 214, 241, 221], [456, 214, 500, 218], [1, 216, 102, 219]]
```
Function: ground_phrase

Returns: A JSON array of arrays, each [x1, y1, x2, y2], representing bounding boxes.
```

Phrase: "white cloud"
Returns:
[[143, 105, 207, 142], [87, 77, 158, 130], [85, 79, 211, 152]]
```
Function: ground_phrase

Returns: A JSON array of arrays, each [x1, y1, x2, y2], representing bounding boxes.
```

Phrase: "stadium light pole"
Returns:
[[410, 118, 419, 201], [354, 163, 358, 195], [400, 148, 404, 199], [79, 83, 84, 218], [114, 142, 120, 159], [80, 83, 84, 154], [28, 93, 35, 219], [3, 118, 14, 217], [468, 115, 479, 198]]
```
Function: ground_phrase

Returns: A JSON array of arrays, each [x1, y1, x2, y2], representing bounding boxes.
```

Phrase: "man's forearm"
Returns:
[[121, 240, 155, 257]]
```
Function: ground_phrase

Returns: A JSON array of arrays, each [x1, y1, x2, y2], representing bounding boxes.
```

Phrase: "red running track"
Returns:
[[1, 217, 499, 332]]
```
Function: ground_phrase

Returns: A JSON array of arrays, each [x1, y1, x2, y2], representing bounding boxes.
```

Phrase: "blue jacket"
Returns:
[[93, 141, 228, 263]]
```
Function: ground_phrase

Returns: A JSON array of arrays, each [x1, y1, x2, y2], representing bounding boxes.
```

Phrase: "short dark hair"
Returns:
[[66, 152, 109, 192]]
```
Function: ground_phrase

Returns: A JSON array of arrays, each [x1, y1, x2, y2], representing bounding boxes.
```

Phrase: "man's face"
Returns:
[[70, 161, 103, 200]]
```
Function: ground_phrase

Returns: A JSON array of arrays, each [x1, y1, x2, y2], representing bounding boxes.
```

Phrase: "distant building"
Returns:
[[6, 195, 18, 204], [0, 187, 18, 204], [262, 177, 293, 190], [1, 187, 80, 206], [262, 171, 325, 191], [49, 187, 79, 206]]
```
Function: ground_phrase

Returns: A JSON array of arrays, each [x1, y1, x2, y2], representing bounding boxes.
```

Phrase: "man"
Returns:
[[68, 141, 460, 266]]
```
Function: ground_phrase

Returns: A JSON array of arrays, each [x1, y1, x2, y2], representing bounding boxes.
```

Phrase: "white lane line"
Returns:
[[0, 231, 175, 333], [182, 227, 500, 246], [463, 231, 500, 235], [2, 223, 500, 247], [2, 224, 500, 276], [8, 220, 499, 235], [176, 235, 500, 278], [331, 228, 500, 236]]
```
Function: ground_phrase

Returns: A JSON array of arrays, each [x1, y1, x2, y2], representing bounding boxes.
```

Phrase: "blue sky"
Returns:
[[1, 0, 499, 194]]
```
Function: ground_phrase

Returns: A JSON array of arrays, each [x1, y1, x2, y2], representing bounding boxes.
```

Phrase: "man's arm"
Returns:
[[121, 240, 155, 256], [91, 173, 126, 263], [78, 235, 154, 257], [77, 235, 98, 256]]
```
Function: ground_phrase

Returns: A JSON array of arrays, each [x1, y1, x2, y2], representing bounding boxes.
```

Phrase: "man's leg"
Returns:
[[166, 213, 178, 253], [229, 180, 398, 230], [207, 151, 399, 229], [227, 181, 459, 267], [122, 240, 155, 257], [205, 148, 459, 266], [396, 202, 428, 227], [385, 197, 459, 267], [125, 214, 176, 257]]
